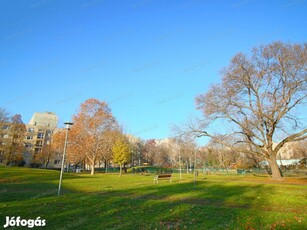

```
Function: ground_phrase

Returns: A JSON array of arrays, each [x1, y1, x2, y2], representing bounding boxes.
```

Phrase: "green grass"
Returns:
[[0, 166, 306, 229]]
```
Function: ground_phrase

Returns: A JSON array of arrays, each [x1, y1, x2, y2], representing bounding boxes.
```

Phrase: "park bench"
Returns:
[[154, 174, 172, 183], [237, 169, 246, 175]]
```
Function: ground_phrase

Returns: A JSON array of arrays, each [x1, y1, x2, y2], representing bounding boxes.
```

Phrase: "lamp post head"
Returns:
[[64, 122, 73, 130]]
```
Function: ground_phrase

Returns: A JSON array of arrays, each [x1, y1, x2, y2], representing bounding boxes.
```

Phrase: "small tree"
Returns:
[[33, 140, 55, 169], [144, 139, 157, 165], [112, 137, 131, 176]]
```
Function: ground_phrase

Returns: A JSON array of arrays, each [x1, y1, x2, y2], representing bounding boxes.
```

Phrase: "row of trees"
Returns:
[[1, 94, 306, 177], [2, 103, 255, 174], [45, 99, 131, 176], [36, 99, 203, 176], [1, 42, 306, 180]]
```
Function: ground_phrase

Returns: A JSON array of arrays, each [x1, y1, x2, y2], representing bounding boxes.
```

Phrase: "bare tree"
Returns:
[[194, 42, 307, 180], [291, 140, 307, 159], [127, 135, 145, 167], [172, 132, 198, 173], [144, 139, 157, 165], [206, 139, 240, 169], [153, 144, 172, 167], [0, 108, 10, 123], [0, 108, 10, 163]]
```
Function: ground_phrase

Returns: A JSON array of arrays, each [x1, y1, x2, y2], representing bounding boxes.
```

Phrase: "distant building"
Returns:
[[155, 138, 173, 146], [259, 159, 302, 167], [0, 112, 62, 168], [28, 112, 58, 129]]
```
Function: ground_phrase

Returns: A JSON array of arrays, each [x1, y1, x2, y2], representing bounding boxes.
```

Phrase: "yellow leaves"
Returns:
[[112, 138, 131, 165]]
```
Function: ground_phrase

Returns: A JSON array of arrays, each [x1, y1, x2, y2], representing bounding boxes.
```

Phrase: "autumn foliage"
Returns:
[[72, 99, 119, 175]]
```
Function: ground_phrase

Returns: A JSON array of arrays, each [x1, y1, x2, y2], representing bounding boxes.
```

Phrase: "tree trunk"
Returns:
[[119, 164, 122, 177], [82, 160, 85, 171], [44, 158, 50, 169], [104, 159, 107, 173], [268, 156, 282, 180], [91, 164, 95, 175]]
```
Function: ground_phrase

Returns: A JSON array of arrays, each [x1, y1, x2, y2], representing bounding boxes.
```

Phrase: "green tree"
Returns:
[[112, 138, 131, 176]]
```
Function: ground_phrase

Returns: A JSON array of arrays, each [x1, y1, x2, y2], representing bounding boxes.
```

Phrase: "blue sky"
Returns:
[[1, 0, 306, 141]]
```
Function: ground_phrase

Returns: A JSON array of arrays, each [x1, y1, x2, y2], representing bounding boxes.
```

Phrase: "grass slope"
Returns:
[[0, 167, 306, 229]]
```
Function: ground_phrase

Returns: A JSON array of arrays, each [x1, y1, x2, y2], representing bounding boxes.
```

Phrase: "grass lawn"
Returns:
[[0, 167, 306, 229]]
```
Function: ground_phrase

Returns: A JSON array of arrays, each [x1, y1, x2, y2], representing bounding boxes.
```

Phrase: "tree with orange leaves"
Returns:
[[70, 98, 118, 175]]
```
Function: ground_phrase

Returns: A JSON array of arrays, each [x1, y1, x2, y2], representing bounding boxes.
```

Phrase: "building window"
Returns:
[[34, 148, 41, 154], [2, 125, 10, 130], [37, 133, 44, 139], [28, 128, 35, 133], [36, 141, 43, 147], [26, 136, 33, 140], [54, 160, 61, 165], [25, 143, 33, 148]]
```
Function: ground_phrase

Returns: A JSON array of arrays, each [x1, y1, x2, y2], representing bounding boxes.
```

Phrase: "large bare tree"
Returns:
[[195, 42, 307, 180]]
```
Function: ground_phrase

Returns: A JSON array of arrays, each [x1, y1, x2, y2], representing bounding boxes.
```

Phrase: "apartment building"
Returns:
[[0, 112, 62, 168]]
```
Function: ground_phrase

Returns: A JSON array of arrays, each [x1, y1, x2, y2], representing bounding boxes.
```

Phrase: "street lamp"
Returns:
[[179, 145, 182, 180], [58, 122, 73, 196], [194, 147, 197, 188]]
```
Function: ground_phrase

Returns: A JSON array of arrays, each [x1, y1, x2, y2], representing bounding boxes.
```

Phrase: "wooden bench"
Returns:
[[154, 174, 172, 183]]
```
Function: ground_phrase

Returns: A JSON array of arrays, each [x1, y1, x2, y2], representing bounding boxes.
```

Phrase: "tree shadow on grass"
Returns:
[[0, 173, 306, 229], [0, 168, 84, 204], [0, 184, 270, 229]]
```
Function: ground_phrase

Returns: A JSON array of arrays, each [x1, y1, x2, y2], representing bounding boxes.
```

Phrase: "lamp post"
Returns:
[[179, 145, 182, 180], [194, 147, 197, 188], [58, 122, 73, 196]]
